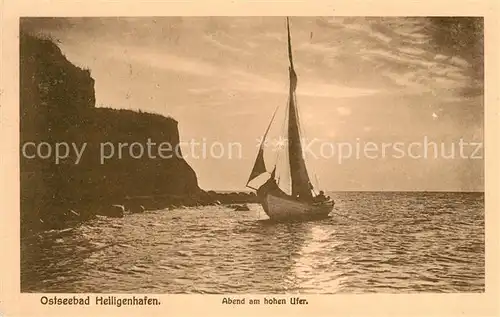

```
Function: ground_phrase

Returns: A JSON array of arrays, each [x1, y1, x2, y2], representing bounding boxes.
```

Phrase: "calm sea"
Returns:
[[21, 192, 485, 293]]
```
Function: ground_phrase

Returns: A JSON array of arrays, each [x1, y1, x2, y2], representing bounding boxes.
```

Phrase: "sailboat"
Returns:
[[246, 17, 335, 222]]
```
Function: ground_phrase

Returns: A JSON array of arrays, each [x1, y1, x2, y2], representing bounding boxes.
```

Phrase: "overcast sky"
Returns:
[[22, 17, 484, 191]]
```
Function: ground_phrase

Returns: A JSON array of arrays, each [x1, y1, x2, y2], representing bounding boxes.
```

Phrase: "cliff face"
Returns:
[[20, 33, 200, 233]]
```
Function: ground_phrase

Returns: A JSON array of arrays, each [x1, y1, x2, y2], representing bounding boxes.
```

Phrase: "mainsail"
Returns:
[[285, 17, 313, 200], [247, 17, 314, 201]]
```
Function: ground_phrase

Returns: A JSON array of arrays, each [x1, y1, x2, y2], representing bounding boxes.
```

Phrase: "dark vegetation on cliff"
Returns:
[[20, 33, 258, 235]]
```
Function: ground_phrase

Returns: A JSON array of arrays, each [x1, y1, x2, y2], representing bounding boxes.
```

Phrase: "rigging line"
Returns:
[[284, 100, 292, 195], [275, 100, 288, 165], [261, 105, 280, 149]]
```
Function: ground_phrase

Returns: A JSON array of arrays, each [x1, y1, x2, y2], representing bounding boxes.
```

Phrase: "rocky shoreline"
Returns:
[[23, 190, 259, 235], [123, 190, 258, 212]]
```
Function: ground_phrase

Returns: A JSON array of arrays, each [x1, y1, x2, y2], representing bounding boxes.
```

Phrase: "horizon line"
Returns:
[[206, 188, 485, 193]]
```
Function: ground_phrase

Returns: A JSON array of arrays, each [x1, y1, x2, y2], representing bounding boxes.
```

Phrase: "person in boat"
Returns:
[[256, 173, 287, 198], [314, 190, 329, 202]]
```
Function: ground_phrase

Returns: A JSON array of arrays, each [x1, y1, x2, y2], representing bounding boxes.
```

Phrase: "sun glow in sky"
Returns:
[[22, 17, 484, 191]]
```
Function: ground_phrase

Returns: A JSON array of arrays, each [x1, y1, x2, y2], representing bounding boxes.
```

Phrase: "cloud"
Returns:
[[203, 34, 250, 54], [262, 32, 285, 41], [106, 41, 380, 99], [449, 56, 469, 68], [298, 82, 379, 99], [55, 17, 477, 107], [358, 45, 470, 92], [398, 46, 426, 56], [187, 87, 219, 95], [104, 43, 217, 77], [336, 107, 352, 116], [362, 48, 437, 69], [297, 42, 339, 54], [434, 54, 448, 61]]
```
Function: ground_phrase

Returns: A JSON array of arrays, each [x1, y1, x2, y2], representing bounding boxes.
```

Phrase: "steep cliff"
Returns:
[[20, 33, 201, 234]]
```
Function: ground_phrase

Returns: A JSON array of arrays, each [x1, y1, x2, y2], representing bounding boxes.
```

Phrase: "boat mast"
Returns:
[[286, 17, 313, 200]]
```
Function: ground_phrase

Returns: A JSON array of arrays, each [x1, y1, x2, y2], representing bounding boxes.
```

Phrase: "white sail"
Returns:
[[246, 106, 279, 189]]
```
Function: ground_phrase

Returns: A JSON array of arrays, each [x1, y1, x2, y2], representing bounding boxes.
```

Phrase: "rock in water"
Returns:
[[233, 204, 250, 211], [97, 205, 125, 218], [128, 203, 145, 214]]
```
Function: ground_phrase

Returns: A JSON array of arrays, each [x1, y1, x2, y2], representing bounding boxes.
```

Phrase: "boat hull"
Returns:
[[260, 193, 334, 222]]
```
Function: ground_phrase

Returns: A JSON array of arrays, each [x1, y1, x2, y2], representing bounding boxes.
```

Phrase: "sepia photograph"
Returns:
[[17, 15, 486, 296]]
